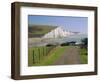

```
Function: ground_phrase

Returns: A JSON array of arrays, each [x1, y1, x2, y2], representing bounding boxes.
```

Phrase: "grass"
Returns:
[[28, 46, 68, 66], [80, 48, 88, 64], [28, 25, 57, 38], [29, 46, 87, 66], [28, 46, 56, 66], [39, 46, 68, 65]]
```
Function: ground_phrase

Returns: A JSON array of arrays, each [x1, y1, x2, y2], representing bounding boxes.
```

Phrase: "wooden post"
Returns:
[[43, 47, 44, 56], [38, 48, 40, 63], [33, 50, 35, 64]]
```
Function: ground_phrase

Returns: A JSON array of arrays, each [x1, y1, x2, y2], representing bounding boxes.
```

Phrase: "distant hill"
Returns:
[[28, 25, 57, 38]]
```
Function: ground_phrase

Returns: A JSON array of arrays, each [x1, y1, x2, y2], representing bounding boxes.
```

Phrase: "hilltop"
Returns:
[[28, 25, 57, 38]]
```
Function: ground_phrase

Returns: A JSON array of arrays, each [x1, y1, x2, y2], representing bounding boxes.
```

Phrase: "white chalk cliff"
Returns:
[[42, 27, 79, 38]]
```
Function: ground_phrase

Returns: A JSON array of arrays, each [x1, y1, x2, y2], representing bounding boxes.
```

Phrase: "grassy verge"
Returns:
[[28, 46, 68, 66], [39, 46, 68, 65], [80, 48, 88, 64], [28, 46, 54, 66]]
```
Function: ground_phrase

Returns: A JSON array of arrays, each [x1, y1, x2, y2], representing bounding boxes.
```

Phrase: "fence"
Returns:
[[32, 46, 56, 64]]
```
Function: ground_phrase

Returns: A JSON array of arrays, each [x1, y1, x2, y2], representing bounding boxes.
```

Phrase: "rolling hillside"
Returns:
[[28, 25, 57, 38]]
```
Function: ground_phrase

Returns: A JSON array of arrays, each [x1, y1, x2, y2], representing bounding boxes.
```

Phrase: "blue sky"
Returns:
[[28, 15, 88, 34]]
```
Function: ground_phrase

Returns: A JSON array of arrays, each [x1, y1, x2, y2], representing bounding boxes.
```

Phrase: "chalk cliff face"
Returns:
[[42, 27, 79, 38]]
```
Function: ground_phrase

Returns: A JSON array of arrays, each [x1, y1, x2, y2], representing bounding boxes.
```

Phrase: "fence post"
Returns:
[[38, 48, 40, 63], [45, 47, 47, 55], [33, 50, 35, 64], [43, 47, 44, 56], [44, 48, 46, 56]]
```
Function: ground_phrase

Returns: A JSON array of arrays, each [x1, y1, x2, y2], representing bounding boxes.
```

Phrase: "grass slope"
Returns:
[[28, 25, 57, 38], [40, 46, 68, 65], [28, 46, 68, 66], [28, 46, 54, 66]]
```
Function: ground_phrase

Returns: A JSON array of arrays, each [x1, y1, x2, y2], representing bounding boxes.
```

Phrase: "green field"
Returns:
[[28, 46, 88, 66], [28, 25, 57, 38], [28, 46, 54, 66], [80, 48, 88, 64], [28, 46, 68, 66]]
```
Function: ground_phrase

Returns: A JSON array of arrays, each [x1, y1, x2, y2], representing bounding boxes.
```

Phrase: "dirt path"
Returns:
[[53, 46, 81, 65]]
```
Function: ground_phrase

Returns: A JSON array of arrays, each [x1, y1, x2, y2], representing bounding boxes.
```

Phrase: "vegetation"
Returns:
[[28, 46, 55, 66], [81, 38, 88, 45], [80, 48, 88, 64], [79, 38, 88, 64], [61, 41, 76, 46], [80, 38, 88, 49], [28, 45, 88, 66], [28, 25, 57, 38], [28, 46, 68, 66], [39, 46, 68, 65], [28, 38, 88, 66]]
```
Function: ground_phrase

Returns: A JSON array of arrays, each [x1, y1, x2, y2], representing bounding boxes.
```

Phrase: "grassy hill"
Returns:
[[28, 25, 57, 38]]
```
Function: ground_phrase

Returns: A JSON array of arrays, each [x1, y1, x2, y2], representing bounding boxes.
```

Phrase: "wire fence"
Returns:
[[32, 46, 56, 64]]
